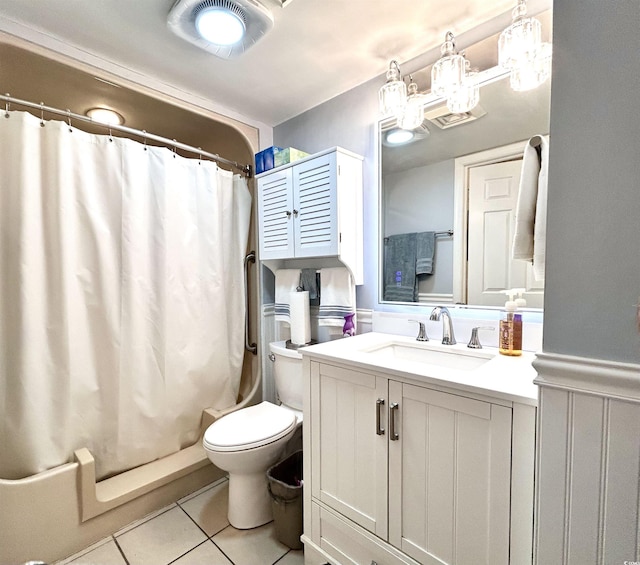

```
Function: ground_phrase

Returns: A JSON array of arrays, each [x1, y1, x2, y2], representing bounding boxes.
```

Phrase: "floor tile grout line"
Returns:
[[112, 535, 130, 565], [165, 538, 218, 565], [175, 501, 236, 563], [175, 500, 223, 539]]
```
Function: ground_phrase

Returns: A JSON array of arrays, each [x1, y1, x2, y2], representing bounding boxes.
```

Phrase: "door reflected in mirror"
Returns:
[[380, 68, 550, 309]]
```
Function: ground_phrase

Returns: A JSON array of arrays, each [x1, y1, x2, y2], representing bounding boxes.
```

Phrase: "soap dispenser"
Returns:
[[499, 289, 522, 357]]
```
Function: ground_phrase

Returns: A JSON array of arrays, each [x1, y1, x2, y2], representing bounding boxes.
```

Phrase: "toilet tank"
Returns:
[[269, 341, 303, 411]]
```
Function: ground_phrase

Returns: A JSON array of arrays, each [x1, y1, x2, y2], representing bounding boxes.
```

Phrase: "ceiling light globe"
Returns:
[[86, 108, 124, 126], [196, 7, 246, 46], [386, 129, 415, 145]]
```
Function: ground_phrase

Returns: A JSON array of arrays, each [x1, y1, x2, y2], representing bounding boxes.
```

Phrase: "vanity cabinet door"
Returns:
[[388, 381, 512, 565], [310, 361, 388, 539], [257, 167, 295, 259]]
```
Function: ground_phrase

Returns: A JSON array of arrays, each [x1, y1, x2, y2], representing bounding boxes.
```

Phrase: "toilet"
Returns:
[[203, 341, 303, 529]]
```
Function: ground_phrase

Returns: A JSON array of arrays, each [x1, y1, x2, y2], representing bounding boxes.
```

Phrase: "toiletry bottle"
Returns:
[[499, 290, 522, 356], [343, 313, 356, 337]]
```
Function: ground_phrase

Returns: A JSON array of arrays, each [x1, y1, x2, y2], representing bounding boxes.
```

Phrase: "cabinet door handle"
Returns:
[[376, 398, 385, 435], [293, 209, 299, 217], [285, 210, 292, 218], [390, 402, 399, 440]]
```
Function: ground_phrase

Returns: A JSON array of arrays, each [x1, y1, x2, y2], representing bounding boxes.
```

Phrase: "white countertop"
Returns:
[[301, 332, 539, 406]]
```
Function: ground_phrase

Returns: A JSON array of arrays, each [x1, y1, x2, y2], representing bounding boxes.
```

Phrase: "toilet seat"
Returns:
[[203, 401, 297, 453]]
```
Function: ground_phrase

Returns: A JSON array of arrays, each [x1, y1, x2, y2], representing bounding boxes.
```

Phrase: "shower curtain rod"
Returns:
[[0, 93, 253, 178]]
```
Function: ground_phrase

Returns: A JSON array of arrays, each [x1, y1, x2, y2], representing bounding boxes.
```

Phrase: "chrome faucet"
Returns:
[[429, 306, 456, 345]]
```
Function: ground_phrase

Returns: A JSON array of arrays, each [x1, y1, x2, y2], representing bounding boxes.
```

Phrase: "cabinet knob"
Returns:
[[285, 210, 292, 218], [293, 209, 299, 217]]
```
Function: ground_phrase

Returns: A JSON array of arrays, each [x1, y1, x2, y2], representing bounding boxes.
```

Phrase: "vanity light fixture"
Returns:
[[85, 107, 124, 126], [378, 63, 427, 131], [396, 76, 425, 130], [378, 60, 407, 118], [431, 32, 466, 99], [431, 32, 480, 114], [499, 0, 552, 91]]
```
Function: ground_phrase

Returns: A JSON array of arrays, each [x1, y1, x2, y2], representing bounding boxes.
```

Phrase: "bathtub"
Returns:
[[0, 365, 262, 565]]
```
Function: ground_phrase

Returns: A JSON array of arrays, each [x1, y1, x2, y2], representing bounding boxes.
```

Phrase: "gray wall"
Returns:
[[543, 0, 640, 363], [274, 76, 380, 310]]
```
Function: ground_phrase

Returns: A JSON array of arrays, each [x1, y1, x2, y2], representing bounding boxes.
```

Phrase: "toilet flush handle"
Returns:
[[269, 353, 276, 362]]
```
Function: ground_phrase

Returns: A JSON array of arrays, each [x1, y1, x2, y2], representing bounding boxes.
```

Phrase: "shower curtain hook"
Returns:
[[198, 147, 202, 165], [142, 130, 147, 151], [172, 139, 177, 158], [109, 127, 113, 142], [66, 109, 72, 132], [4, 93, 10, 118], [39, 102, 45, 127]]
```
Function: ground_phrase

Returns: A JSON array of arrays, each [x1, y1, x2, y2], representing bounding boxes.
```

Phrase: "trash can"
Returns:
[[267, 450, 303, 549]]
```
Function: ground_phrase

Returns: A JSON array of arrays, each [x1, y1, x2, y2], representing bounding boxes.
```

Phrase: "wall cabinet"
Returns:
[[256, 147, 363, 284], [303, 359, 536, 565]]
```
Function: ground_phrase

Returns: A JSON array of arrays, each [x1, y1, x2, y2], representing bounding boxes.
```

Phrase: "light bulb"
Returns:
[[196, 7, 246, 46]]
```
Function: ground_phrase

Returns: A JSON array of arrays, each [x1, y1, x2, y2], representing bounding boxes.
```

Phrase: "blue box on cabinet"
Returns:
[[255, 146, 283, 175]]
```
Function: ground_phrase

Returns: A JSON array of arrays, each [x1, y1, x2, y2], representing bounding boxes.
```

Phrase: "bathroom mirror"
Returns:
[[379, 42, 551, 310]]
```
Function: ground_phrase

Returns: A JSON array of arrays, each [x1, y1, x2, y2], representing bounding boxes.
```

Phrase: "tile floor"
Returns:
[[55, 478, 304, 565]]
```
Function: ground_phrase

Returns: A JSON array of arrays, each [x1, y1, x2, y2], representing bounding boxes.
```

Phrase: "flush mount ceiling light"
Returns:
[[85, 107, 124, 126], [168, 0, 274, 59]]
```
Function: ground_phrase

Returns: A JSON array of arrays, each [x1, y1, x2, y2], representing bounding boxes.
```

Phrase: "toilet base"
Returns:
[[227, 472, 273, 529]]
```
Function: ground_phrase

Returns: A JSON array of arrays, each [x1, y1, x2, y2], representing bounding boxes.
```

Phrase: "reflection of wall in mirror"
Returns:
[[384, 159, 454, 301]]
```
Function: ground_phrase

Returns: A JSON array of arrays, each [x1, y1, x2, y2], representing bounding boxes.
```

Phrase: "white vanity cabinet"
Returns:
[[303, 350, 537, 565], [256, 147, 363, 283]]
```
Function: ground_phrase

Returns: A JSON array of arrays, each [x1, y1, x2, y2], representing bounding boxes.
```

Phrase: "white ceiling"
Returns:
[[0, 0, 521, 126]]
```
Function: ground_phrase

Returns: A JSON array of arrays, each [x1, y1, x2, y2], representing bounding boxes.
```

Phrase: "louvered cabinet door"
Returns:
[[257, 168, 295, 260], [292, 152, 339, 258]]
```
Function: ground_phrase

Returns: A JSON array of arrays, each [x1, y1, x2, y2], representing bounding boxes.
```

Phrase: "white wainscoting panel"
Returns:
[[534, 352, 640, 565]]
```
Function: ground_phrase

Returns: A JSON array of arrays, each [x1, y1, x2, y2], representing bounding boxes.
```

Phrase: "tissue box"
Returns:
[[255, 146, 283, 175], [274, 147, 309, 168]]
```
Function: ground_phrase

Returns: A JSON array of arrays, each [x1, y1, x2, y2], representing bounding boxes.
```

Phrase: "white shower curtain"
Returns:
[[0, 111, 252, 480]]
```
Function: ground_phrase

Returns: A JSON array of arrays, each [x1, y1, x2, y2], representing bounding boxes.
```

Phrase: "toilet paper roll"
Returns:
[[290, 291, 311, 346]]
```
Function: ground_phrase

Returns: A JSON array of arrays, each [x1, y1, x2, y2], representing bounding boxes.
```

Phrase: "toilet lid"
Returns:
[[203, 401, 297, 452]]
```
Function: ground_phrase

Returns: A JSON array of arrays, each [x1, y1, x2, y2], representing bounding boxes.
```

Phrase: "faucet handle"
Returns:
[[408, 319, 428, 342], [467, 326, 495, 349]]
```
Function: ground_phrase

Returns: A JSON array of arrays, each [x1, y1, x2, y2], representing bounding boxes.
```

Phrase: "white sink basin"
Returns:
[[364, 341, 493, 371]]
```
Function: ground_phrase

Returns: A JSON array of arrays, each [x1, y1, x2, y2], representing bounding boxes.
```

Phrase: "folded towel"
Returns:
[[318, 267, 356, 327], [383, 233, 418, 302], [416, 231, 436, 275], [300, 268, 319, 301], [512, 135, 548, 281], [275, 269, 301, 325], [383, 285, 416, 302]]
